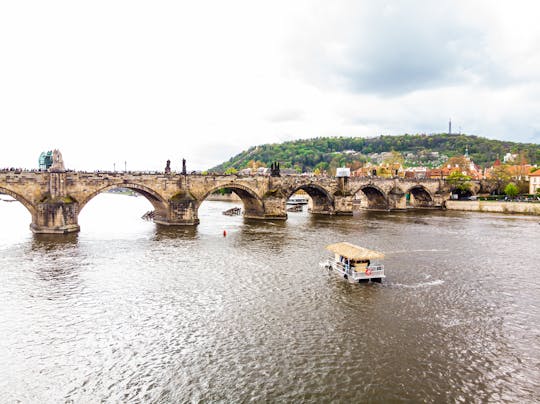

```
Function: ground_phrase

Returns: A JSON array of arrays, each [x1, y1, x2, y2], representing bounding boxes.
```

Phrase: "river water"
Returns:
[[0, 193, 539, 403]]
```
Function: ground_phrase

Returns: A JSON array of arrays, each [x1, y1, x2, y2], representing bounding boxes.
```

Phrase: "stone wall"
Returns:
[[445, 200, 540, 216]]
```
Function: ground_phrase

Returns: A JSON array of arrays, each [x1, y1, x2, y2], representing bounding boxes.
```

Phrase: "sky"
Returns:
[[1, 0, 539, 171]]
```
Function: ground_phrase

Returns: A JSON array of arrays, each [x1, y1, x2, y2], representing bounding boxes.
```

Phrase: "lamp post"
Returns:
[[124, 161, 127, 172], [113, 163, 116, 172]]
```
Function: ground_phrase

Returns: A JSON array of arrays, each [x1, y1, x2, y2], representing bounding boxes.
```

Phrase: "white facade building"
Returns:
[[529, 169, 540, 194]]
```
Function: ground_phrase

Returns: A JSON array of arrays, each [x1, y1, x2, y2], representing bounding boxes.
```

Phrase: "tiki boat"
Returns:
[[321, 242, 385, 283]]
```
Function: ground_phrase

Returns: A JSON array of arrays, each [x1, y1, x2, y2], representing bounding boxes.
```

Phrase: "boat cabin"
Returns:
[[323, 242, 385, 283]]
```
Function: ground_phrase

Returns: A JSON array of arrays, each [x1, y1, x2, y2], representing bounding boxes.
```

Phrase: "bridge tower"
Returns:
[[31, 150, 80, 234], [31, 172, 80, 234]]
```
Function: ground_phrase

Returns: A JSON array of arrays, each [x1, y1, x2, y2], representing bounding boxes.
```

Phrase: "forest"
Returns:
[[211, 134, 540, 174]]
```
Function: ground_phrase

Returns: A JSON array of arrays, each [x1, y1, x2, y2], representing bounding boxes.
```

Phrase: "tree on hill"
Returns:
[[487, 164, 512, 195], [504, 183, 519, 198], [447, 171, 472, 197]]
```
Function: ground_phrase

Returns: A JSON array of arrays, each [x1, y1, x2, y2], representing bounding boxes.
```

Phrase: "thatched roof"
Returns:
[[325, 242, 384, 260]]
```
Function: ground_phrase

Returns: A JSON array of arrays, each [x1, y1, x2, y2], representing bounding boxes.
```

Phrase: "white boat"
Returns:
[[287, 196, 308, 205], [320, 242, 385, 283]]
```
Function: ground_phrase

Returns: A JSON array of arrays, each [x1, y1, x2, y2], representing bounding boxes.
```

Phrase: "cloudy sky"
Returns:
[[1, 0, 539, 171]]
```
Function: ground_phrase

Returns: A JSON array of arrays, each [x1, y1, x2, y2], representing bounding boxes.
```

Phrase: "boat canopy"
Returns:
[[325, 242, 384, 260]]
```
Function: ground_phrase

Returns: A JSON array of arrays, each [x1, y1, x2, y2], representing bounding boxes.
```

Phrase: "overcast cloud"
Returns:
[[1, 0, 539, 171]]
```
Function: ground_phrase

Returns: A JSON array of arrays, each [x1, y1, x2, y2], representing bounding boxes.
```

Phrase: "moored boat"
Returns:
[[321, 242, 385, 283]]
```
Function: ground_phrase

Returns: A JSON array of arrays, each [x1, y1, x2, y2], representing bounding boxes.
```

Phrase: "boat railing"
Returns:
[[324, 260, 384, 277]]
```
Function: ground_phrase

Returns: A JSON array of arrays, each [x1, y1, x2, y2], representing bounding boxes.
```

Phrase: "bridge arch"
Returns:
[[353, 184, 389, 210], [287, 184, 334, 214], [405, 185, 434, 208], [448, 185, 476, 199], [198, 183, 265, 219], [0, 186, 36, 218], [78, 183, 169, 220]]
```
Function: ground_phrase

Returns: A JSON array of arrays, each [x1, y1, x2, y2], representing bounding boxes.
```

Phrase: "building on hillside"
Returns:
[[404, 167, 428, 179], [380, 152, 395, 162], [484, 161, 534, 182], [503, 153, 518, 163], [380, 162, 404, 177], [484, 158, 501, 177], [367, 152, 395, 164], [427, 168, 443, 179], [352, 162, 404, 178], [529, 169, 540, 194], [442, 154, 483, 180], [507, 164, 533, 181], [352, 163, 377, 177]]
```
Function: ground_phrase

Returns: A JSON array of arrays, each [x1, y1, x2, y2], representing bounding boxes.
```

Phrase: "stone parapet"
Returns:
[[0, 171, 459, 233]]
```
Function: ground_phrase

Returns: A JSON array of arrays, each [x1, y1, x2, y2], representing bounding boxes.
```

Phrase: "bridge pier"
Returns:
[[333, 195, 353, 215], [31, 200, 80, 234], [257, 196, 287, 220], [1, 168, 459, 234], [155, 196, 200, 226], [433, 192, 451, 208], [308, 194, 335, 215], [30, 172, 81, 234], [388, 189, 407, 210]]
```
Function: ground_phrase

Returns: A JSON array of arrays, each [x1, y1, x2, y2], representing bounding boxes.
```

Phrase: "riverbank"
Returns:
[[445, 200, 540, 216]]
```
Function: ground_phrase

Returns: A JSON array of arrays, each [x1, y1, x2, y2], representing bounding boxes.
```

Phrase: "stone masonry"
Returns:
[[0, 170, 467, 233]]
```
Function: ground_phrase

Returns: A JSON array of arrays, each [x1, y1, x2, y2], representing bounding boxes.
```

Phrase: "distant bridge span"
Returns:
[[0, 170, 478, 233]]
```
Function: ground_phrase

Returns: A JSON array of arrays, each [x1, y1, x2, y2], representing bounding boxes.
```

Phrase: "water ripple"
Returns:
[[0, 197, 539, 402]]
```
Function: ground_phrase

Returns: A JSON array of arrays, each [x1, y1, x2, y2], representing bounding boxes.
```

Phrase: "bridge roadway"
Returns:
[[0, 170, 470, 234]]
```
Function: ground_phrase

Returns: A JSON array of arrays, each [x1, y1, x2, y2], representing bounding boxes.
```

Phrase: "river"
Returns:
[[1, 193, 539, 402]]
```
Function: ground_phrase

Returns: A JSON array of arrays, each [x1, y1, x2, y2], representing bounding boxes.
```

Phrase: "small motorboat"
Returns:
[[321, 242, 385, 283], [286, 196, 308, 205]]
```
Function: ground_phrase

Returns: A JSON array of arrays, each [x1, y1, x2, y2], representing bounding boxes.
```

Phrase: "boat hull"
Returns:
[[321, 260, 385, 284]]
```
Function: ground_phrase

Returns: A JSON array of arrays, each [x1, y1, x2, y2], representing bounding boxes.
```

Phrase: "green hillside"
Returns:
[[211, 134, 540, 173]]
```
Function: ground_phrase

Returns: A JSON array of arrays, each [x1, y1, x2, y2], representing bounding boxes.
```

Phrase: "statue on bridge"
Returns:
[[182, 158, 187, 175], [165, 159, 171, 174], [48, 149, 65, 172], [270, 161, 280, 177]]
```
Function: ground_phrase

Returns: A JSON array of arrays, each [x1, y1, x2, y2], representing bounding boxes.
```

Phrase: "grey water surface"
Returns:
[[1, 193, 539, 402]]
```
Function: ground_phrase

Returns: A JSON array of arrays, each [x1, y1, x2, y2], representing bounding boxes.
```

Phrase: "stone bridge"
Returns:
[[0, 170, 477, 233]]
